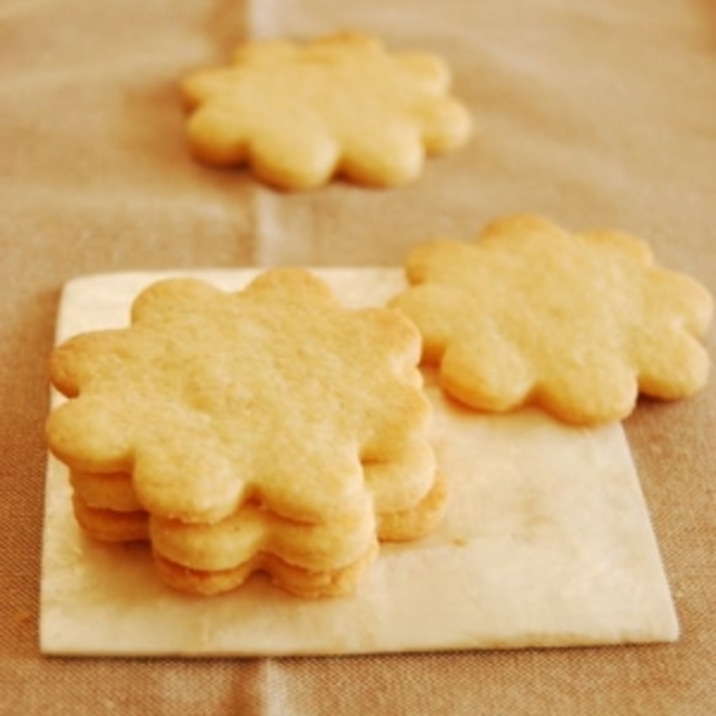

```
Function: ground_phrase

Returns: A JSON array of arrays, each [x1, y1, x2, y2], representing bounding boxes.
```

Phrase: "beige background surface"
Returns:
[[1, 0, 714, 713]]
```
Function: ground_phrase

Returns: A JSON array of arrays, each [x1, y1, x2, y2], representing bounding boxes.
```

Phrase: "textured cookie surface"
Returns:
[[181, 32, 471, 190], [46, 268, 443, 596], [390, 215, 713, 425]]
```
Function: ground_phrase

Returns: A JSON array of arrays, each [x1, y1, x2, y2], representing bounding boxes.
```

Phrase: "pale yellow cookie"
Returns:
[[153, 545, 379, 599], [149, 501, 376, 574], [389, 214, 713, 425], [181, 32, 471, 190], [47, 268, 445, 597], [69, 467, 447, 543], [71, 494, 377, 571], [72, 497, 148, 543], [70, 470, 143, 512]]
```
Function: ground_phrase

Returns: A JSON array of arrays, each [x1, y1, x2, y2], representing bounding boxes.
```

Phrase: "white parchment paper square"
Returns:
[[40, 270, 678, 656]]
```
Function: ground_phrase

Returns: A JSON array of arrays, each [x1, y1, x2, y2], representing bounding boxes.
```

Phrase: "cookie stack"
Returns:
[[46, 269, 446, 597]]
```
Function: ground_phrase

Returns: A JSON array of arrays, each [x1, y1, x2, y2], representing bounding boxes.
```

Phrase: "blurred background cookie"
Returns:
[[181, 33, 472, 190]]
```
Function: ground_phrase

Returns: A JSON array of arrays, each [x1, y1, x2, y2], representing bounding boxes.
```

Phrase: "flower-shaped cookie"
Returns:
[[181, 33, 472, 190], [389, 215, 713, 425], [47, 269, 437, 526]]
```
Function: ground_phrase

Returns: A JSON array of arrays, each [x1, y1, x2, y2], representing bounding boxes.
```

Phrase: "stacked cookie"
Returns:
[[46, 269, 446, 597]]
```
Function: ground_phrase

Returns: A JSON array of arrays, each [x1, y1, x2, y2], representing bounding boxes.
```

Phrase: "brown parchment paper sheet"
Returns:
[[1, 0, 715, 714]]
